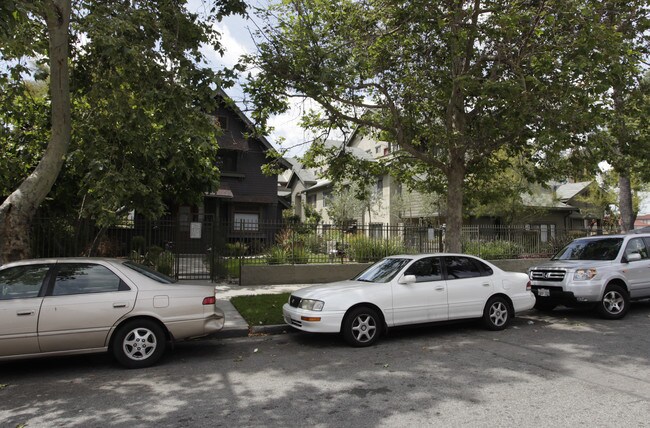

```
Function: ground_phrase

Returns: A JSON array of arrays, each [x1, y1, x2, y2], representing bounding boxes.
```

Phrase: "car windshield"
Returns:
[[121, 261, 177, 284], [353, 258, 412, 283], [551, 238, 624, 261]]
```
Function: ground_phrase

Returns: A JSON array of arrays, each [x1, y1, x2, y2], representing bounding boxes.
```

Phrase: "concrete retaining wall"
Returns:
[[240, 258, 548, 286]]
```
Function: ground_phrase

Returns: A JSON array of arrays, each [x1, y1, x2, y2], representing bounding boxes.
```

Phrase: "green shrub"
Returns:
[[463, 240, 523, 259], [290, 247, 310, 264], [348, 235, 406, 263], [267, 246, 287, 264], [155, 251, 175, 276]]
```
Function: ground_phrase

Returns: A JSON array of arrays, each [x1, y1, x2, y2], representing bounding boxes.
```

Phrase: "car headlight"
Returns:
[[299, 299, 324, 311], [574, 268, 597, 280]]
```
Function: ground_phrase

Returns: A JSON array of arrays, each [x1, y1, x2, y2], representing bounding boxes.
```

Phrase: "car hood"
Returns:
[[530, 260, 617, 270], [292, 279, 377, 300]]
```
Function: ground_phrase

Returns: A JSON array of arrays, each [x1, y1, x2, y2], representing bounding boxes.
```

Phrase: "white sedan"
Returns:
[[283, 254, 535, 346], [0, 258, 224, 368]]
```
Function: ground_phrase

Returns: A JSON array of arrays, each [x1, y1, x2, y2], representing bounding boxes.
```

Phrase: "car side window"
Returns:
[[52, 264, 125, 296], [624, 238, 649, 261], [444, 257, 482, 279], [404, 257, 443, 282], [0, 265, 50, 300], [474, 259, 494, 276]]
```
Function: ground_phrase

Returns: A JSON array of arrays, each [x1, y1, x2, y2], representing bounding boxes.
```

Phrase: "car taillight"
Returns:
[[203, 296, 216, 305], [526, 280, 531, 291]]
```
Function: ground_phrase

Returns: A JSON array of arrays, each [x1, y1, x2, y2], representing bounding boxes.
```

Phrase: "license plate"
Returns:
[[537, 288, 550, 297]]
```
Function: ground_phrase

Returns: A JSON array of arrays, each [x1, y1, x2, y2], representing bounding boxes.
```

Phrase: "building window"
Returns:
[[376, 178, 383, 194], [216, 115, 228, 130], [234, 213, 259, 231], [375, 146, 381, 154], [307, 194, 317, 206], [538, 224, 556, 243], [217, 151, 238, 173], [323, 190, 332, 207]]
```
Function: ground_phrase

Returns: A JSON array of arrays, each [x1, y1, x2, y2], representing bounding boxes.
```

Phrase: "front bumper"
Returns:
[[282, 304, 345, 333], [531, 284, 601, 306]]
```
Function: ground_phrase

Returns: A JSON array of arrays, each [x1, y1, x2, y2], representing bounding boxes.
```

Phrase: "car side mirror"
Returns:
[[398, 274, 416, 284], [626, 253, 642, 262]]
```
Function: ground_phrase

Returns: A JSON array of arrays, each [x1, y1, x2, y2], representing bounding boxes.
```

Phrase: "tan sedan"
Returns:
[[0, 258, 224, 368]]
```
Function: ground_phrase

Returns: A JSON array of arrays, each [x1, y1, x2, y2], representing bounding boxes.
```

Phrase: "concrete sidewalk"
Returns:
[[183, 280, 309, 338]]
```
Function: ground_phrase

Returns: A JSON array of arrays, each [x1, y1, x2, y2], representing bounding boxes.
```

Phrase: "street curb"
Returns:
[[215, 324, 294, 339], [250, 324, 293, 335], [216, 327, 250, 339]]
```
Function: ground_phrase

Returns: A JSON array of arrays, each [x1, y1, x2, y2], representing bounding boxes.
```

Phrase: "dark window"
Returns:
[[444, 257, 482, 279], [0, 265, 50, 300], [405, 257, 443, 282], [216, 115, 228, 130], [474, 259, 494, 276], [217, 151, 238, 173], [52, 264, 126, 296]]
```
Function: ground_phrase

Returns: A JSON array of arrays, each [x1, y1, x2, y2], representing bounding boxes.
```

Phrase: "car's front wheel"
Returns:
[[112, 319, 167, 369], [342, 306, 382, 347], [483, 296, 511, 331], [597, 284, 629, 320]]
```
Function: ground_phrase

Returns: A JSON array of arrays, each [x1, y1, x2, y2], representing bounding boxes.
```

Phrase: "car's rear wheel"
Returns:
[[597, 284, 629, 320], [342, 306, 382, 347], [112, 319, 166, 369], [483, 296, 511, 331], [534, 300, 557, 312]]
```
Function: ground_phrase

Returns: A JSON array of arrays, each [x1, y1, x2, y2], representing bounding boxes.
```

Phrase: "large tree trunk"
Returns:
[[445, 157, 465, 253], [0, 0, 71, 265], [618, 173, 635, 233]]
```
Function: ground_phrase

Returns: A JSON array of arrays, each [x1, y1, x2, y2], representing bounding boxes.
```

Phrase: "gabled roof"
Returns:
[[215, 88, 291, 169], [554, 181, 592, 202], [520, 180, 598, 211], [285, 157, 320, 188]]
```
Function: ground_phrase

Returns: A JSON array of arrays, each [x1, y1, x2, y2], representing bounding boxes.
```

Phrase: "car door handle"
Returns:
[[434, 286, 445, 291], [17, 310, 35, 316], [113, 303, 128, 308], [482, 283, 491, 287]]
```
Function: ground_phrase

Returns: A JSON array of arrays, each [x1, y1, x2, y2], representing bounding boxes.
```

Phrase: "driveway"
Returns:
[[1, 302, 649, 427]]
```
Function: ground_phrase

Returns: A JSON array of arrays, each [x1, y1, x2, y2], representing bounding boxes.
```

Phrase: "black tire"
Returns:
[[534, 299, 557, 312], [597, 284, 630, 320], [483, 296, 511, 331], [342, 306, 382, 347], [112, 319, 167, 369]]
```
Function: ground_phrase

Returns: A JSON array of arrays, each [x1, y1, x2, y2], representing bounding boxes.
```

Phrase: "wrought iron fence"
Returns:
[[29, 216, 596, 281]]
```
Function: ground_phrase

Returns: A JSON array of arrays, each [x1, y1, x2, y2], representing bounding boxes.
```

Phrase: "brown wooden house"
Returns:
[[174, 91, 290, 254]]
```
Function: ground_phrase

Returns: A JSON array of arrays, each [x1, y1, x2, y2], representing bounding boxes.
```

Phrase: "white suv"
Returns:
[[528, 233, 650, 319]]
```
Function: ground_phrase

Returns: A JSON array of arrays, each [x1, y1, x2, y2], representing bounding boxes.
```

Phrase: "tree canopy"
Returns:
[[246, 0, 650, 251], [0, 0, 246, 262]]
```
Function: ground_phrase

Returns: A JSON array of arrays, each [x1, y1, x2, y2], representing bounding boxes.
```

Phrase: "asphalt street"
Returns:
[[1, 302, 650, 427]]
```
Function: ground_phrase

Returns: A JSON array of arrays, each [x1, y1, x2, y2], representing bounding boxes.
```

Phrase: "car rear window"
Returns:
[[121, 261, 177, 284]]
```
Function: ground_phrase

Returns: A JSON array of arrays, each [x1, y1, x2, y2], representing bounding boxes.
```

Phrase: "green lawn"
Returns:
[[230, 293, 291, 326]]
